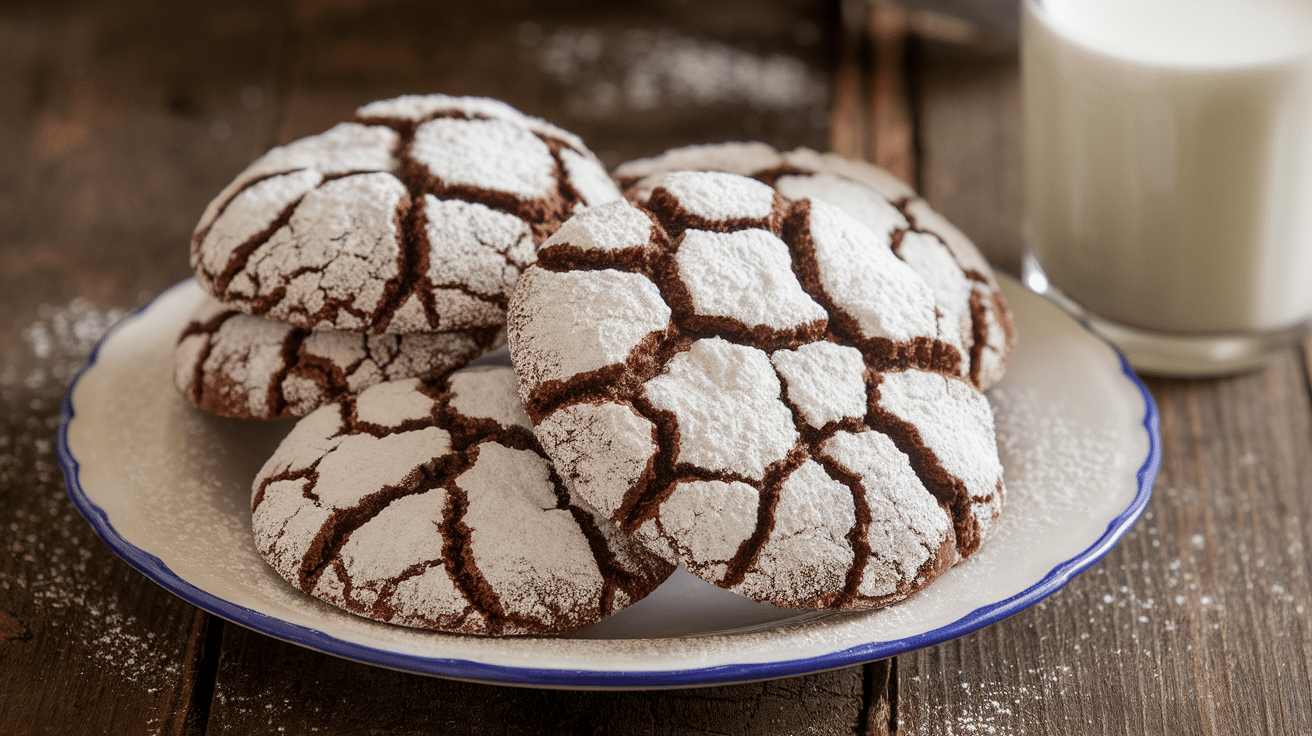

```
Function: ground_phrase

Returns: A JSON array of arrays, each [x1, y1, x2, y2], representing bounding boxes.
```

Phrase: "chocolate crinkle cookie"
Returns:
[[507, 171, 1005, 610], [190, 94, 621, 334], [613, 142, 1016, 390], [174, 294, 502, 420], [251, 363, 674, 635]]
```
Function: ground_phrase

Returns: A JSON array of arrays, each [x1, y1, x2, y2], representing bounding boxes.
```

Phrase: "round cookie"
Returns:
[[251, 363, 674, 635], [174, 294, 501, 420], [507, 171, 1005, 610], [612, 142, 1016, 390], [191, 94, 621, 334]]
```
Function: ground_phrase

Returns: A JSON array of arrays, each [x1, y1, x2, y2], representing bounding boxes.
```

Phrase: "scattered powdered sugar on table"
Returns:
[[523, 25, 827, 118], [210, 690, 309, 731], [1, 297, 183, 691], [83, 605, 183, 688], [7, 298, 128, 393], [901, 662, 1079, 735]]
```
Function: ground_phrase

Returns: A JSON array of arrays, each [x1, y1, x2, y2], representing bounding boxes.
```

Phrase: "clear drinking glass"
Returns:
[[1021, 0, 1312, 376]]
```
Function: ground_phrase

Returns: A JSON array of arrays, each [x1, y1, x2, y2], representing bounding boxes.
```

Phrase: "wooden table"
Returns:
[[2, 1, 1309, 733]]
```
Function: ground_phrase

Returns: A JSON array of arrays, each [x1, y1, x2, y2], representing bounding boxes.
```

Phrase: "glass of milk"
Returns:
[[1021, 0, 1312, 375]]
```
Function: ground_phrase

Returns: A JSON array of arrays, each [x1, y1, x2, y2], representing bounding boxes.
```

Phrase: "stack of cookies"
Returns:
[[176, 95, 1016, 636], [176, 95, 619, 420]]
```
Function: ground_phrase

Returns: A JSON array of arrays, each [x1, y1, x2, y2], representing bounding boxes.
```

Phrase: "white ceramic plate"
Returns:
[[59, 276, 1158, 690]]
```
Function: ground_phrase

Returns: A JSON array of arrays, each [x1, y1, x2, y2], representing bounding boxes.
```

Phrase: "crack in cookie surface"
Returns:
[[508, 173, 1005, 610], [191, 94, 621, 335], [612, 142, 1016, 389], [174, 294, 501, 420], [250, 365, 673, 635]]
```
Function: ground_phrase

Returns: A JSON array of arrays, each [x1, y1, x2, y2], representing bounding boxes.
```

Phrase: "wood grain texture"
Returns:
[[866, 2, 915, 186], [829, 0, 868, 160], [0, 389, 212, 736], [911, 37, 1022, 275], [829, 0, 915, 187], [0, 1, 278, 734], [11, 1, 1312, 733], [206, 627, 887, 736], [272, 0, 834, 163]]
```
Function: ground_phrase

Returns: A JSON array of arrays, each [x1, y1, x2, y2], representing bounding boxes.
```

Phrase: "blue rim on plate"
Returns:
[[57, 277, 1160, 689]]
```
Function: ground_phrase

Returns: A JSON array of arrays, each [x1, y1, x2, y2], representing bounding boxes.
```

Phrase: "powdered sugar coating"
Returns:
[[508, 170, 1004, 609], [897, 230, 974, 356], [676, 229, 827, 333], [195, 169, 323, 281], [780, 147, 916, 201], [194, 123, 397, 237], [540, 200, 655, 257], [657, 171, 777, 222], [819, 429, 955, 598], [250, 367, 673, 635], [191, 94, 620, 334], [874, 369, 1005, 554], [355, 94, 588, 153], [806, 200, 938, 344], [355, 378, 439, 426], [771, 342, 868, 429], [775, 172, 907, 237], [173, 295, 499, 420], [613, 142, 1016, 389], [411, 117, 556, 199], [735, 461, 855, 602], [643, 479, 759, 583], [560, 147, 624, 207], [238, 172, 407, 331], [533, 402, 657, 522], [421, 197, 535, 304], [618, 141, 781, 180], [643, 337, 798, 481], [508, 267, 671, 397], [445, 364, 528, 428], [460, 443, 609, 623], [329, 491, 460, 615], [904, 199, 994, 281]]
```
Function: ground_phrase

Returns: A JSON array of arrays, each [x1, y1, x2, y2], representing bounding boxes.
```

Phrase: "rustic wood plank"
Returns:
[[0, 0, 285, 325], [1303, 337, 1312, 396], [0, 0, 283, 733], [207, 628, 884, 736], [866, 2, 915, 186], [894, 0, 1021, 40], [829, 0, 868, 159], [829, 0, 915, 186], [911, 36, 1022, 275], [272, 0, 835, 163], [0, 322, 213, 736]]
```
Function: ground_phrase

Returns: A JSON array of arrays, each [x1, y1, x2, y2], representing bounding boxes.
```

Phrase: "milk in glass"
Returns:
[[1022, 0, 1312, 355]]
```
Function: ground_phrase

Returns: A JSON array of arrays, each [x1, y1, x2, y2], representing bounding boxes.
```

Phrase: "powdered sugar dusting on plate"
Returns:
[[988, 385, 1125, 520]]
